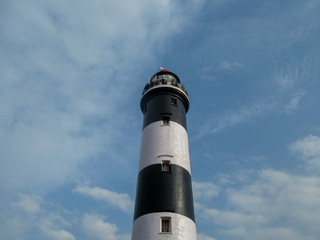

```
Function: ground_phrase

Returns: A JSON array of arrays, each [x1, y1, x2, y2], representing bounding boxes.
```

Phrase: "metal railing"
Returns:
[[142, 79, 188, 96]]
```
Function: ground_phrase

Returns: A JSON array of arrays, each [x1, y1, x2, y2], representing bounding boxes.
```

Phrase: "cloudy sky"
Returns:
[[1, 0, 320, 239]]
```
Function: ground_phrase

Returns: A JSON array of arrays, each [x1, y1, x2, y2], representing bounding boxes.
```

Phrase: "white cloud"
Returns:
[[290, 135, 320, 158], [82, 213, 118, 240], [197, 167, 320, 240], [3, 193, 131, 240], [37, 210, 74, 236], [195, 135, 320, 239], [82, 213, 131, 240], [0, 0, 206, 194], [290, 135, 320, 171], [193, 181, 220, 201], [39, 222, 75, 240], [0, 1, 207, 238], [1, 194, 76, 240], [13, 194, 42, 214], [74, 185, 134, 213]]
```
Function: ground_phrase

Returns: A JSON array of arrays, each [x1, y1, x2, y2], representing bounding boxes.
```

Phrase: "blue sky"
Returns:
[[1, 0, 320, 239]]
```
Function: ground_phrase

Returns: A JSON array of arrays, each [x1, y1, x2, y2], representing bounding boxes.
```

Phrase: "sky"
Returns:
[[0, 0, 320, 239]]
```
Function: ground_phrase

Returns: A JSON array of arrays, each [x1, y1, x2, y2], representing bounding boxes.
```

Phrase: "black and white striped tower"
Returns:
[[132, 69, 196, 240]]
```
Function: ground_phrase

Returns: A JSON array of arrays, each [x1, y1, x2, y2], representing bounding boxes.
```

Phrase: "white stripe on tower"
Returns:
[[132, 213, 197, 239], [132, 69, 197, 240], [139, 120, 191, 173]]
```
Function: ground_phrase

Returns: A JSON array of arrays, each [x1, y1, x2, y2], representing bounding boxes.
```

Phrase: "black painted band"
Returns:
[[141, 91, 188, 130], [141, 86, 189, 113], [133, 164, 195, 222]]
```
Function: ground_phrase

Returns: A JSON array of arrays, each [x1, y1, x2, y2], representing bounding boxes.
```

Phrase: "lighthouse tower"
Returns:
[[132, 69, 197, 240]]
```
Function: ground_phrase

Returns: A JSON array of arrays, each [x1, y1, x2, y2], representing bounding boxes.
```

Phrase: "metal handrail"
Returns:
[[142, 80, 188, 96]]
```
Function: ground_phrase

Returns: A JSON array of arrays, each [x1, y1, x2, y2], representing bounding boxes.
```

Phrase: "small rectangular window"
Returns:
[[161, 217, 171, 233], [161, 117, 170, 126], [161, 160, 171, 172], [171, 98, 177, 106]]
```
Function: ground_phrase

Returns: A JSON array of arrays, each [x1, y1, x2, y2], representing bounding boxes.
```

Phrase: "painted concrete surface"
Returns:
[[139, 120, 191, 173], [132, 212, 197, 240]]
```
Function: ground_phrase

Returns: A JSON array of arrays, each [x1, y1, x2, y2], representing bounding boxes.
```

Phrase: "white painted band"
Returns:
[[139, 121, 191, 173], [132, 212, 197, 240]]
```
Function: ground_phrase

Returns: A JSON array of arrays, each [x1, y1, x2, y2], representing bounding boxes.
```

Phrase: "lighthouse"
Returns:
[[132, 69, 197, 239]]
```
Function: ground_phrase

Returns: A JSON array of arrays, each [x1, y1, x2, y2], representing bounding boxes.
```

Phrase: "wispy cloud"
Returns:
[[73, 186, 134, 214], [275, 64, 302, 89], [198, 59, 312, 138], [12, 194, 43, 214], [197, 11, 318, 136], [197, 102, 274, 138], [273, 56, 315, 93], [273, 58, 315, 115], [219, 61, 242, 71], [200, 61, 243, 82], [284, 90, 306, 114]]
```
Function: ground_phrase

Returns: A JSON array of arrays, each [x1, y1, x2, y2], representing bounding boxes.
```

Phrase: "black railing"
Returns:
[[142, 80, 188, 96]]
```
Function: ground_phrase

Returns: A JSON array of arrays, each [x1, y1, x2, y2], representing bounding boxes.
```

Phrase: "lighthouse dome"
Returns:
[[149, 69, 181, 84]]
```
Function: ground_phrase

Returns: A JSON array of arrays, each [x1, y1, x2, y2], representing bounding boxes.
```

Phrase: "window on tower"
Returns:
[[160, 217, 171, 233], [161, 160, 171, 172], [161, 116, 170, 126], [171, 98, 177, 106]]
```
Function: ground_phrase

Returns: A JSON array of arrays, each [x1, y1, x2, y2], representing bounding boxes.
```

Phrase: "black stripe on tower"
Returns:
[[140, 86, 189, 130], [133, 164, 195, 222]]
